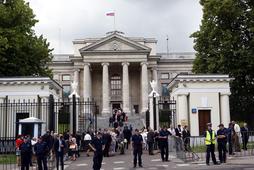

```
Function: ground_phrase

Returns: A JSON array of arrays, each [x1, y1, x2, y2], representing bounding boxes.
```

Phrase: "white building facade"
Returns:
[[169, 75, 233, 136], [0, 77, 61, 137], [49, 32, 194, 118]]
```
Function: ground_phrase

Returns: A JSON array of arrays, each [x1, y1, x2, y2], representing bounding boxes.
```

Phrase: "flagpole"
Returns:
[[114, 11, 116, 31]]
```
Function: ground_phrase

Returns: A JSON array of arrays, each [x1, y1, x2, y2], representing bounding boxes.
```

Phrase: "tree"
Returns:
[[0, 0, 52, 77], [191, 0, 254, 127]]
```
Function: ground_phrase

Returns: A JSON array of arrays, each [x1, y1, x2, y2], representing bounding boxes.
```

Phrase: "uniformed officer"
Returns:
[[89, 132, 104, 170], [205, 123, 219, 166], [20, 137, 32, 170], [34, 136, 49, 170], [217, 124, 227, 163], [132, 129, 143, 168], [159, 126, 171, 162]]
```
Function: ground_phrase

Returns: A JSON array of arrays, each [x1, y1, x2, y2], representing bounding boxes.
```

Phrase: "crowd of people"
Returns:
[[109, 108, 128, 128], [16, 130, 82, 170], [204, 121, 250, 165], [15, 120, 251, 169]]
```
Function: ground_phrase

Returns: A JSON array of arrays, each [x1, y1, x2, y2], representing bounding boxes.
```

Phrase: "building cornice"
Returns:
[[168, 74, 234, 89]]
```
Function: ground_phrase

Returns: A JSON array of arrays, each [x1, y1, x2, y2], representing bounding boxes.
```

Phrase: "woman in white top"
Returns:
[[84, 132, 92, 157]]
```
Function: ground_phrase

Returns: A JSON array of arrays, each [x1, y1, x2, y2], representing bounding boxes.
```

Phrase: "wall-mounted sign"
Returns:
[[192, 108, 197, 113]]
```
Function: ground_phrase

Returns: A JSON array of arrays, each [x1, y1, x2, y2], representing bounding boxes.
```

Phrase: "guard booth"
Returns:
[[18, 117, 45, 138]]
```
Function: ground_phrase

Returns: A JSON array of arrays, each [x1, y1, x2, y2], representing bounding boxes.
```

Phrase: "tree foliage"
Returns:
[[0, 0, 52, 77], [191, 0, 254, 127]]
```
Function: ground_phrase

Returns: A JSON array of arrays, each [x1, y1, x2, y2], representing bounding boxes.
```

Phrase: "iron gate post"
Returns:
[[49, 94, 55, 132], [72, 95, 76, 135], [153, 92, 157, 130]]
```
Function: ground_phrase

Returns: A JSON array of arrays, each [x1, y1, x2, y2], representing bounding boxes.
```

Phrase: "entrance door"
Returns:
[[16, 112, 29, 137], [112, 103, 121, 111], [198, 110, 211, 135]]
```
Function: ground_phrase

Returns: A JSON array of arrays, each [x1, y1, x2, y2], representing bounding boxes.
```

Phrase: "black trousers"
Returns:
[[103, 144, 110, 157], [206, 144, 217, 164], [160, 142, 168, 161], [37, 155, 48, 170], [242, 137, 248, 150], [148, 142, 154, 155], [21, 155, 30, 170], [56, 152, 64, 170], [133, 147, 142, 166], [93, 153, 103, 170], [218, 142, 226, 163], [228, 140, 233, 154]]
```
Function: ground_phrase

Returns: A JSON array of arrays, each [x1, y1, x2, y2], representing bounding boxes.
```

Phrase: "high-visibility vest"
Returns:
[[205, 130, 216, 145]]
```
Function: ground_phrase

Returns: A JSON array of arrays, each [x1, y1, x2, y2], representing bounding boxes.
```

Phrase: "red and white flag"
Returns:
[[106, 11, 115, 16]]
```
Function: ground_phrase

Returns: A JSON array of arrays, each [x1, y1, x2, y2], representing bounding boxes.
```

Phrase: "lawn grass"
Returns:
[[0, 154, 16, 164], [191, 141, 254, 153]]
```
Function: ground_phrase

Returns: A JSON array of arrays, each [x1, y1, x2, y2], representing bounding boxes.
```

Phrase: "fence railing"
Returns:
[[173, 131, 254, 162]]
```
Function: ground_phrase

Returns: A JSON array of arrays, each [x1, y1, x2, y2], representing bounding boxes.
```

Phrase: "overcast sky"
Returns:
[[26, 0, 203, 54]]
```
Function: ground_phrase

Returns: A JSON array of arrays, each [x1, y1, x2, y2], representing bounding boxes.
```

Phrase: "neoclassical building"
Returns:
[[49, 32, 194, 116]]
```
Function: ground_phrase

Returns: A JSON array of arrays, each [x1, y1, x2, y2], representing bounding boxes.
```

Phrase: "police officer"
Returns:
[[159, 126, 171, 162], [34, 136, 49, 170], [217, 124, 227, 163], [132, 129, 143, 168], [20, 137, 32, 170], [89, 132, 104, 170], [205, 123, 219, 166]]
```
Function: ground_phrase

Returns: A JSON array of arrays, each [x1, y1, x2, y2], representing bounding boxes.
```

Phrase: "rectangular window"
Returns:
[[161, 73, 169, 79], [161, 83, 169, 96], [62, 74, 71, 81], [63, 85, 71, 98]]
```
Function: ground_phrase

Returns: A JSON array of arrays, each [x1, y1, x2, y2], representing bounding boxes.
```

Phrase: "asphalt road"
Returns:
[[64, 150, 254, 170]]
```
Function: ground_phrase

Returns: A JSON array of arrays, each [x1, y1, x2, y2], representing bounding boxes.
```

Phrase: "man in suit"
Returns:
[[54, 134, 66, 170], [175, 124, 182, 151], [241, 123, 249, 150], [182, 125, 191, 151]]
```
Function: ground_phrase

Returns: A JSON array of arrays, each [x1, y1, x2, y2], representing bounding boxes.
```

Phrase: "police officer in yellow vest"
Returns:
[[205, 123, 219, 166]]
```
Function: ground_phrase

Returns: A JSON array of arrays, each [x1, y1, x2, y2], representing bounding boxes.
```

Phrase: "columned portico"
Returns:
[[101, 63, 110, 116], [220, 92, 231, 126], [122, 62, 130, 114], [141, 62, 148, 113], [83, 63, 91, 100]]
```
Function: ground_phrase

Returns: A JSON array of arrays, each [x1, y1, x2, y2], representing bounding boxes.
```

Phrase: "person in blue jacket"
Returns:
[[34, 136, 49, 170]]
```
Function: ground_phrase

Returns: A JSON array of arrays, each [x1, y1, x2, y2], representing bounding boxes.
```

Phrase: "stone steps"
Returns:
[[95, 114, 145, 130]]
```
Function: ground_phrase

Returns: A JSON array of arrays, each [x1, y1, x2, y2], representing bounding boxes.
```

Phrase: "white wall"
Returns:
[[189, 92, 220, 136]]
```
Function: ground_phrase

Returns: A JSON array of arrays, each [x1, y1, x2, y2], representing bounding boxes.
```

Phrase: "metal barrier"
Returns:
[[173, 131, 254, 162]]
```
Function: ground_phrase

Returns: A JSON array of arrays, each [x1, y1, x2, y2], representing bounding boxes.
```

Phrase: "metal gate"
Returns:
[[158, 96, 176, 128]]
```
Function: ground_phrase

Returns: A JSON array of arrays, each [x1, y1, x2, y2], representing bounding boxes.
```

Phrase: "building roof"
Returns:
[[0, 77, 62, 90], [18, 117, 45, 124], [168, 74, 234, 89]]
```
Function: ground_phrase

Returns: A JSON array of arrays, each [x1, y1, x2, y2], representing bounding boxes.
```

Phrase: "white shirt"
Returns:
[[168, 128, 176, 136], [84, 134, 92, 141], [234, 123, 241, 133]]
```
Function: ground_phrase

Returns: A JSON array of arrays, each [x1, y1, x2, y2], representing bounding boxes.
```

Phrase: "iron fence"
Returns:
[[173, 131, 254, 162], [0, 96, 98, 169]]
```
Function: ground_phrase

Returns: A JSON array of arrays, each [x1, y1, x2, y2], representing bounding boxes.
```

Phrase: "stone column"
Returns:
[[178, 93, 189, 126], [101, 63, 110, 116], [74, 68, 80, 95], [141, 62, 148, 114], [220, 92, 231, 126], [122, 62, 130, 114], [152, 67, 158, 92], [83, 63, 91, 100]]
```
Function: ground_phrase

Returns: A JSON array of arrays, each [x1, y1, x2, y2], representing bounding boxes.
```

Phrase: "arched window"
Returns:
[[110, 74, 121, 97]]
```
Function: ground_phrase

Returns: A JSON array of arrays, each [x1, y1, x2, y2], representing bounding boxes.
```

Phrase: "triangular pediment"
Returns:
[[79, 33, 151, 54]]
